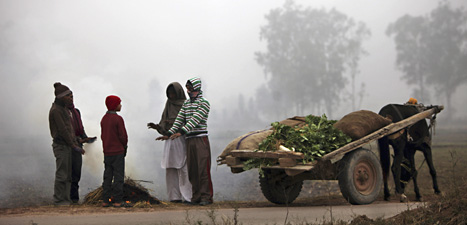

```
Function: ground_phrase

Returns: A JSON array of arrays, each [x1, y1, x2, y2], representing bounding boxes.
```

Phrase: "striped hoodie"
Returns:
[[168, 77, 210, 137]]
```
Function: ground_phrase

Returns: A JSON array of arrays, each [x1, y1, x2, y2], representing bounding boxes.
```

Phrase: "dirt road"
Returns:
[[0, 201, 421, 225]]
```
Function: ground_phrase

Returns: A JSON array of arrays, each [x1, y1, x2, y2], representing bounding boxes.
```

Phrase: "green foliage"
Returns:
[[242, 158, 276, 177], [261, 114, 351, 162], [243, 114, 351, 171]]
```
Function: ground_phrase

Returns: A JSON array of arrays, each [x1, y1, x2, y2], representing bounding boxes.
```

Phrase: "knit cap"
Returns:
[[54, 82, 72, 98], [105, 95, 121, 111]]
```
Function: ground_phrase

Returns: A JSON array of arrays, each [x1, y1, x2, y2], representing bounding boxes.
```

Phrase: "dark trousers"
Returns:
[[186, 136, 213, 203], [102, 154, 125, 203], [70, 150, 82, 202], [52, 143, 72, 204]]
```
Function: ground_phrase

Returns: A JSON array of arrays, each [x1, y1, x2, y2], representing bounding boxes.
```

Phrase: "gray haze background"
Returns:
[[1, 0, 466, 207]]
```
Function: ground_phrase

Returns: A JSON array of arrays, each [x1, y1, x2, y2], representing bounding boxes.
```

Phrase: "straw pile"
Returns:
[[83, 177, 161, 206]]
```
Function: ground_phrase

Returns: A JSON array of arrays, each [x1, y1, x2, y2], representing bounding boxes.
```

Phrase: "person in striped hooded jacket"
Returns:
[[157, 77, 213, 206]]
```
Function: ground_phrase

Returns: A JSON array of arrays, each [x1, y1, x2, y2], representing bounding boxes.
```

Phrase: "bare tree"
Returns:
[[387, 1, 467, 117], [387, 15, 430, 102], [255, 0, 370, 119]]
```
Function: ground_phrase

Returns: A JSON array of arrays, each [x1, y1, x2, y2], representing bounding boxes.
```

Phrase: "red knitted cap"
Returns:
[[105, 95, 121, 111]]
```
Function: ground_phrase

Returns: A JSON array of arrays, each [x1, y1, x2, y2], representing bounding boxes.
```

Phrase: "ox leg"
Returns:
[[406, 149, 422, 201], [391, 139, 405, 195], [422, 144, 441, 195], [412, 170, 421, 201], [378, 137, 391, 201]]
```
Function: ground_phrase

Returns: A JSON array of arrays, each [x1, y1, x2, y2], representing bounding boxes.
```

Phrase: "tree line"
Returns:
[[224, 0, 466, 129]]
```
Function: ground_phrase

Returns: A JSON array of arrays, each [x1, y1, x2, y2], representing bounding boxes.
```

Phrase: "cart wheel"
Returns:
[[259, 169, 303, 204], [338, 148, 382, 205]]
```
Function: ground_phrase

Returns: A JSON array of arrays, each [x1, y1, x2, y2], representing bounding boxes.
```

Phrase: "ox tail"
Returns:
[[378, 136, 391, 181]]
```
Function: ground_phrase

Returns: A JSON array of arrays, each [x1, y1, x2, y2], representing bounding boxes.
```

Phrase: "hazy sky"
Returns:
[[1, 0, 466, 203], [1, 0, 466, 130]]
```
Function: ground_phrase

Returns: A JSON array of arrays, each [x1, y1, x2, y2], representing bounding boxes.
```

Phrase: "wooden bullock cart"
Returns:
[[218, 106, 444, 205]]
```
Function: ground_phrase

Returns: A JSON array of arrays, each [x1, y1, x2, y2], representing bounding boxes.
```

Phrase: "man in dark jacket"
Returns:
[[67, 103, 96, 204], [48, 82, 85, 206]]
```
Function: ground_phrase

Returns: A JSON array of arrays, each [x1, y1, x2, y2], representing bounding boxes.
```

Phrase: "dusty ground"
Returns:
[[0, 195, 350, 216], [0, 191, 430, 217]]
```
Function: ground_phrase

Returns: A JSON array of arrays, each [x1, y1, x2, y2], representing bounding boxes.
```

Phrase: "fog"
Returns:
[[1, 0, 466, 207]]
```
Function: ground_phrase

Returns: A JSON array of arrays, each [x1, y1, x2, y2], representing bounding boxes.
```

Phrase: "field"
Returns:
[[399, 128, 467, 201]]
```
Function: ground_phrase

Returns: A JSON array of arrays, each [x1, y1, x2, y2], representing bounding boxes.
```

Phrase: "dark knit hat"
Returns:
[[105, 95, 121, 111], [54, 82, 72, 98]]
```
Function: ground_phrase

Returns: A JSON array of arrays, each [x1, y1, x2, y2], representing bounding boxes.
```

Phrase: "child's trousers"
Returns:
[[102, 153, 125, 203]]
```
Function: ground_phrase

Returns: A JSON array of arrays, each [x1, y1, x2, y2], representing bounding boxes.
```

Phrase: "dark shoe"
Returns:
[[170, 200, 183, 203], [199, 201, 212, 206], [102, 202, 111, 207], [183, 201, 197, 205]]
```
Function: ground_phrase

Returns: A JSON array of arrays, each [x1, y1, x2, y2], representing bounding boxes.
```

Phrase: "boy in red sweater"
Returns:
[[100, 95, 128, 207]]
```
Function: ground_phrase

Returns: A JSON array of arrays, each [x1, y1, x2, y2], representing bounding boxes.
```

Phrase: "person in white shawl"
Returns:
[[148, 82, 192, 203]]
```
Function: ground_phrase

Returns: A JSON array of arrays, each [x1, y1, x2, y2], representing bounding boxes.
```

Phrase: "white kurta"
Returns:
[[161, 137, 187, 169], [161, 136, 192, 202]]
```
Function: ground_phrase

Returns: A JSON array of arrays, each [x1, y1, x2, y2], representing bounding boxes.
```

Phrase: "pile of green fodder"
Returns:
[[243, 114, 351, 171], [84, 177, 161, 206]]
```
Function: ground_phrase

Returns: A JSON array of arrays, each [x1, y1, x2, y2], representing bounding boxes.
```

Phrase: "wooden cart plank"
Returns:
[[225, 156, 242, 167], [228, 162, 316, 171], [230, 149, 305, 159], [321, 106, 443, 163]]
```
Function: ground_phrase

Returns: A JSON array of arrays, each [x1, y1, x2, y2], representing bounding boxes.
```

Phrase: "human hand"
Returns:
[[170, 133, 182, 140], [147, 122, 157, 129], [87, 137, 97, 143], [73, 146, 85, 155], [156, 136, 169, 141], [81, 137, 97, 144]]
